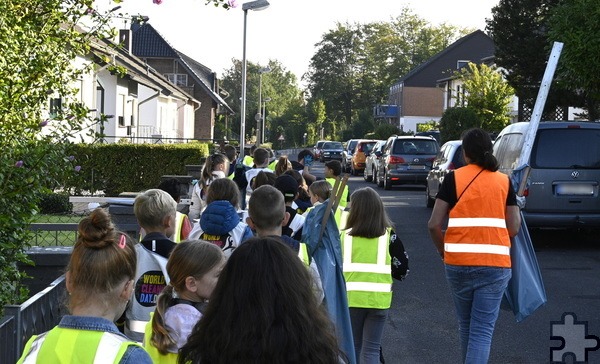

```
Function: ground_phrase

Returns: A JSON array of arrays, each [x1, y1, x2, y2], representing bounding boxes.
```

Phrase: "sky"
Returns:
[[98, 0, 499, 83]]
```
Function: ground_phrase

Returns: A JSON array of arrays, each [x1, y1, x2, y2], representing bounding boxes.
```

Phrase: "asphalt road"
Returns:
[[306, 161, 600, 364]]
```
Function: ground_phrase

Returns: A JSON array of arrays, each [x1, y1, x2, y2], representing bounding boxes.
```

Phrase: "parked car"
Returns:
[[319, 141, 344, 162], [376, 135, 440, 190], [415, 130, 441, 144], [313, 140, 328, 161], [425, 140, 465, 207], [350, 139, 378, 175], [342, 139, 359, 172], [365, 140, 386, 183], [493, 121, 600, 229]]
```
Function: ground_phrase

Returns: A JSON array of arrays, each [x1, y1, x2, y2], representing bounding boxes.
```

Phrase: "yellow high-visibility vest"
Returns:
[[341, 228, 392, 309]]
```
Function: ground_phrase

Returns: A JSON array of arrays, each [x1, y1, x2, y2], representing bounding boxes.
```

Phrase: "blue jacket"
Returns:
[[301, 201, 356, 364], [190, 201, 253, 257]]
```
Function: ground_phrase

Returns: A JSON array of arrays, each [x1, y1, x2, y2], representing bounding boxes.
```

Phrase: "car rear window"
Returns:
[[324, 142, 343, 149], [532, 129, 600, 169], [393, 140, 438, 155], [358, 142, 377, 153]]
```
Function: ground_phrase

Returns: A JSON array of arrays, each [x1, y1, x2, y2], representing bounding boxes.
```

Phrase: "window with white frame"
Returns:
[[165, 73, 188, 87]]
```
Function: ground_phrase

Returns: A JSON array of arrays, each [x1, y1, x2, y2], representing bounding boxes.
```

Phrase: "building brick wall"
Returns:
[[403, 87, 444, 117]]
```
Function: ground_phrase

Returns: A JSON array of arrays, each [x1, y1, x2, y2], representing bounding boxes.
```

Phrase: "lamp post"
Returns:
[[261, 97, 271, 143], [256, 66, 271, 145], [240, 0, 270, 156]]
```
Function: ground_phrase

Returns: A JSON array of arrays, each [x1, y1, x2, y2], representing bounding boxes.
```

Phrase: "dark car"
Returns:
[[376, 135, 439, 190], [320, 141, 344, 162], [425, 140, 465, 207], [493, 121, 600, 229]]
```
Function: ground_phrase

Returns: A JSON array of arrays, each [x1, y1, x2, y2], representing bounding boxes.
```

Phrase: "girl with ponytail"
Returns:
[[144, 240, 225, 363], [189, 153, 230, 220]]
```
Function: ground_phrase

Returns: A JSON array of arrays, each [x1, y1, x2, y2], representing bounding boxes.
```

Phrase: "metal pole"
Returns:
[[240, 9, 248, 156], [517, 42, 564, 171], [262, 100, 266, 142], [257, 72, 262, 145]]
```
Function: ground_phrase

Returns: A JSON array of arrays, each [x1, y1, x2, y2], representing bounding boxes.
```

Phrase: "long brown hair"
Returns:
[[178, 237, 340, 364], [344, 187, 392, 238], [274, 156, 292, 176], [201, 153, 229, 189], [68, 208, 136, 310], [151, 240, 224, 354]]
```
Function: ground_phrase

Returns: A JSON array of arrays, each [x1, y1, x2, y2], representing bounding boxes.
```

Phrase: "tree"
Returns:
[[219, 59, 302, 144], [486, 0, 581, 118], [305, 7, 469, 140], [457, 63, 515, 132], [0, 0, 115, 310], [548, 0, 600, 119]]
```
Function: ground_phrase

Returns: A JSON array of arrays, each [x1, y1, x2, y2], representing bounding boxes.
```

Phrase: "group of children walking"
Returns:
[[18, 146, 409, 364]]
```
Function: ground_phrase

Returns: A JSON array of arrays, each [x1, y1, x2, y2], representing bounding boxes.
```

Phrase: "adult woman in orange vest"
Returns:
[[18, 209, 152, 363], [341, 187, 408, 364], [428, 128, 521, 364]]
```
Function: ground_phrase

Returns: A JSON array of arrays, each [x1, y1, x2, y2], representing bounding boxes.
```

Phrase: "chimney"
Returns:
[[119, 29, 132, 54]]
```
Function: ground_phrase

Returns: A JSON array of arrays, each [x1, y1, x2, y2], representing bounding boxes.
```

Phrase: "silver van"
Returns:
[[493, 121, 600, 229]]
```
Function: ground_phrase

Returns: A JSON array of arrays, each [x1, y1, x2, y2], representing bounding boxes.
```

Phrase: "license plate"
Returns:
[[555, 184, 594, 195], [407, 165, 426, 170]]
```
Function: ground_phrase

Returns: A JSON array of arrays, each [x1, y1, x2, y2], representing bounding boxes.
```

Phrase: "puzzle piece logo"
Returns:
[[551, 312, 599, 363]]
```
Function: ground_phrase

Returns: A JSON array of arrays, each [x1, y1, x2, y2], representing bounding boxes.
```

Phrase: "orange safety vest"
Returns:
[[443, 164, 511, 268]]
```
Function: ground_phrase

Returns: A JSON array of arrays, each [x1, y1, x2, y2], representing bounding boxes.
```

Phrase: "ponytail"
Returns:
[[461, 128, 498, 172], [151, 284, 177, 354]]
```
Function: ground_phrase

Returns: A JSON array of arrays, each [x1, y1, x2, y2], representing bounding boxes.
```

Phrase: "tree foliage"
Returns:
[[0, 0, 113, 310], [486, 0, 583, 118], [548, 0, 600, 119], [219, 59, 303, 145], [439, 107, 480, 142], [457, 63, 514, 132], [305, 7, 469, 140]]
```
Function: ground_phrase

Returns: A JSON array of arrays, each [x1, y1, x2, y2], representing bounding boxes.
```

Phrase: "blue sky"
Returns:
[[98, 0, 499, 83]]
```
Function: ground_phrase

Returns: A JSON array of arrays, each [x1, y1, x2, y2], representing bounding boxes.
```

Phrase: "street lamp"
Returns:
[[261, 97, 271, 142], [240, 0, 270, 156], [256, 66, 271, 145]]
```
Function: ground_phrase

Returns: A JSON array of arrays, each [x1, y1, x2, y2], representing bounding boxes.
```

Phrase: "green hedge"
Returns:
[[65, 143, 210, 196], [38, 192, 73, 214]]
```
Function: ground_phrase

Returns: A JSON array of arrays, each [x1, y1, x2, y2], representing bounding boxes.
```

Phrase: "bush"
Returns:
[[373, 124, 401, 140], [38, 192, 73, 214], [64, 143, 210, 196], [439, 107, 481, 143]]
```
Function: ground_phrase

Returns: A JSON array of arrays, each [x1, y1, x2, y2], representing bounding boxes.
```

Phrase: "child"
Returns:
[[252, 170, 277, 189], [144, 240, 225, 363], [188, 178, 253, 258], [341, 187, 408, 363], [274, 155, 292, 176], [153, 178, 192, 242], [18, 209, 152, 363], [126, 189, 178, 342], [274, 174, 305, 242], [246, 185, 298, 252], [305, 180, 331, 212], [283, 169, 312, 214], [324, 160, 349, 208], [189, 153, 230, 220], [178, 238, 340, 364]]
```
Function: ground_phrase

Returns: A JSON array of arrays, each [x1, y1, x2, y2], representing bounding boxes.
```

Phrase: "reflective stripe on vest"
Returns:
[[173, 211, 185, 243], [443, 165, 511, 268], [18, 327, 137, 364], [341, 229, 392, 309]]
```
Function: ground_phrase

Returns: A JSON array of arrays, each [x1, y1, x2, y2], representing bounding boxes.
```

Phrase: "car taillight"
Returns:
[[522, 188, 529, 197], [387, 155, 405, 164]]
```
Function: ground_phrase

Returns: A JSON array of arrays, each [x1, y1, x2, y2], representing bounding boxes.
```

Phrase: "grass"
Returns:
[[30, 214, 84, 247]]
